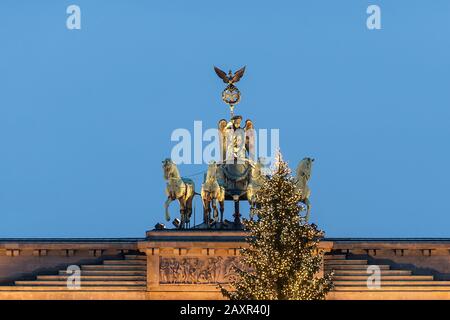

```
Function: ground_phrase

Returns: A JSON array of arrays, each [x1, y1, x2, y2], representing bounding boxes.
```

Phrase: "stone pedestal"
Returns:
[[138, 230, 247, 299], [138, 229, 332, 300]]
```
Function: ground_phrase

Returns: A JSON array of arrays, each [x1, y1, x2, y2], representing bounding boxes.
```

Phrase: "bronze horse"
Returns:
[[162, 158, 195, 229], [201, 161, 225, 226]]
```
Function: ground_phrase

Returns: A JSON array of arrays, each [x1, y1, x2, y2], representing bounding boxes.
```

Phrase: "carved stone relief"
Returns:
[[159, 256, 243, 284]]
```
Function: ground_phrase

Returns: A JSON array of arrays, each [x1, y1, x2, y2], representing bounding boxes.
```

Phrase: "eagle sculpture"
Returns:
[[214, 66, 246, 85]]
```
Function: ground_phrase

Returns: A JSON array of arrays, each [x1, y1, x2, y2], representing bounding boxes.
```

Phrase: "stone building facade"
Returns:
[[1, 230, 450, 299]]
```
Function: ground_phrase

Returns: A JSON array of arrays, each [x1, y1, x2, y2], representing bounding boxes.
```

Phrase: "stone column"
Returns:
[[146, 248, 160, 291]]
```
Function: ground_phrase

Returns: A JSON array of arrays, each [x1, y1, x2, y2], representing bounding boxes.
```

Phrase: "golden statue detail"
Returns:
[[294, 157, 314, 221], [214, 66, 246, 117], [201, 161, 225, 224], [162, 158, 195, 229], [217, 116, 255, 164], [214, 66, 246, 85]]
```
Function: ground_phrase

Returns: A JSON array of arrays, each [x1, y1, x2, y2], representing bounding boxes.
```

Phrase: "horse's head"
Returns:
[[296, 157, 314, 181], [250, 158, 263, 178], [162, 158, 177, 180], [206, 161, 218, 181]]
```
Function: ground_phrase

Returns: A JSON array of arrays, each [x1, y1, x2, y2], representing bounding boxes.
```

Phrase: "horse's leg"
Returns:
[[202, 197, 207, 224], [179, 199, 186, 229], [219, 200, 224, 224], [164, 197, 173, 222], [207, 198, 213, 227], [202, 197, 210, 225], [212, 198, 219, 223], [185, 196, 193, 227], [304, 198, 311, 222], [206, 198, 213, 227]]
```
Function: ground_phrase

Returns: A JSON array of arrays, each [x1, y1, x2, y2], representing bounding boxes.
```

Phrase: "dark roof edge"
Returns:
[[0, 237, 449, 243], [325, 238, 450, 242], [0, 238, 145, 243]]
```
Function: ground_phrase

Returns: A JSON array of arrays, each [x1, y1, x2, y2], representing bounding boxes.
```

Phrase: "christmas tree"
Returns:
[[221, 154, 333, 300]]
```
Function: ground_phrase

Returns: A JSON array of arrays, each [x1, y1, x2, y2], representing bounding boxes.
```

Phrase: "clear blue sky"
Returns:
[[0, 0, 449, 237]]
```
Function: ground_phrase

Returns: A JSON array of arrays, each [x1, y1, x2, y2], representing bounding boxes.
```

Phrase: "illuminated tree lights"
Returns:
[[221, 155, 334, 300]]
